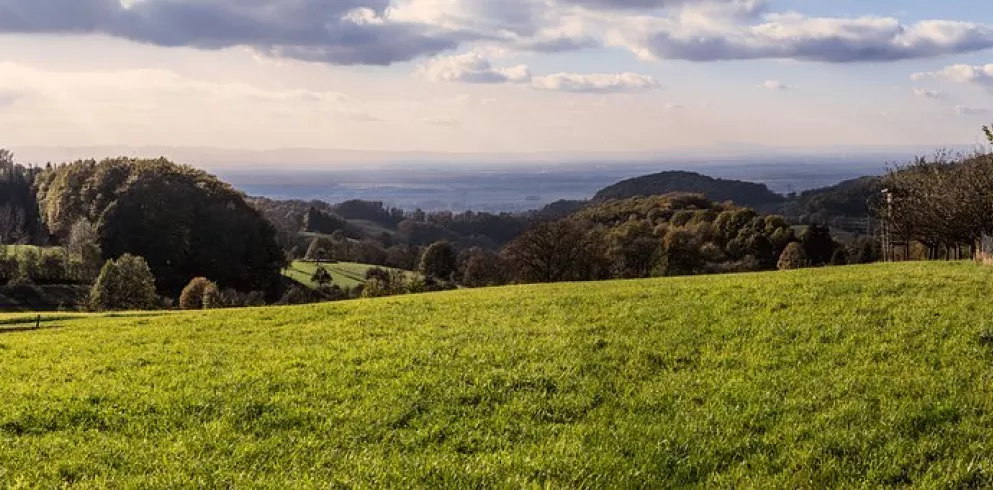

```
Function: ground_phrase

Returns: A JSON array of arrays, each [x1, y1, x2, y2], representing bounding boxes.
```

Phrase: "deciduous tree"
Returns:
[[89, 254, 158, 311]]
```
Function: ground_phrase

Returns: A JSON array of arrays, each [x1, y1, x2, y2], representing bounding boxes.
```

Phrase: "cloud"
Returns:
[[912, 88, 944, 99], [1, 0, 991, 67], [609, 12, 993, 63], [531, 72, 661, 93], [418, 52, 532, 83], [420, 51, 659, 94], [956, 105, 989, 116], [559, 0, 766, 14], [0, 0, 463, 65], [912, 64, 993, 89], [760, 80, 791, 90], [0, 62, 373, 118]]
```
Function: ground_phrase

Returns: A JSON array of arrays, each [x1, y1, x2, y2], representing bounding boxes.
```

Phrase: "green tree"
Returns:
[[777, 242, 808, 271], [89, 254, 158, 311], [504, 219, 608, 283], [38, 158, 285, 297], [461, 250, 510, 287], [419, 241, 458, 281], [311, 266, 333, 289], [17, 247, 39, 282], [800, 224, 835, 266], [984, 124, 992, 144]]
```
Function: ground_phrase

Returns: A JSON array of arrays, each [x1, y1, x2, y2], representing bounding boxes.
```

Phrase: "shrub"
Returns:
[[17, 247, 39, 282], [89, 254, 158, 311], [778, 242, 808, 271], [830, 248, 849, 266], [202, 282, 222, 309], [245, 291, 267, 307], [39, 252, 67, 283], [179, 277, 211, 310], [278, 285, 314, 305], [365, 267, 391, 283]]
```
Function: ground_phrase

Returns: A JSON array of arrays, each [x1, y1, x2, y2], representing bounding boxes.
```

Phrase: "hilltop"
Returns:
[[593, 170, 785, 208], [2, 261, 992, 487]]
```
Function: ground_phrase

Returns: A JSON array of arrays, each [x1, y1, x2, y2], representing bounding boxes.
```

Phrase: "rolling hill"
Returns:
[[2, 262, 993, 487], [593, 170, 785, 208]]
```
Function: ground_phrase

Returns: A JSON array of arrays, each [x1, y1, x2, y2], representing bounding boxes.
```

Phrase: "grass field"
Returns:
[[284, 260, 406, 289], [3, 262, 993, 487]]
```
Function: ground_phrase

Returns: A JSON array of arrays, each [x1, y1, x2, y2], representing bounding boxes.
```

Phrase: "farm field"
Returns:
[[2, 262, 993, 487], [283, 260, 409, 289]]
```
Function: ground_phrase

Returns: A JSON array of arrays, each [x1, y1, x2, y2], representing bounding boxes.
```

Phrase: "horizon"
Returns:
[[2, 0, 992, 156]]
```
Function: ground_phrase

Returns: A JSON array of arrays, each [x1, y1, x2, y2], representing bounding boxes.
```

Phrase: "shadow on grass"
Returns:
[[0, 323, 66, 334]]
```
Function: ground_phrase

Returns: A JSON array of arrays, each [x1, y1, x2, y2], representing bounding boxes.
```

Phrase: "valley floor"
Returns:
[[2, 262, 993, 487]]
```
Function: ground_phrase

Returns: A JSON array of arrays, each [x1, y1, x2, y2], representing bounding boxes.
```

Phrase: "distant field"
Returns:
[[283, 260, 406, 289], [3, 262, 993, 486]]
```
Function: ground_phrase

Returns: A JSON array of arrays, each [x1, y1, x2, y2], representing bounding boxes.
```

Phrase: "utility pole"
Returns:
[[880, 189, 892, 262]]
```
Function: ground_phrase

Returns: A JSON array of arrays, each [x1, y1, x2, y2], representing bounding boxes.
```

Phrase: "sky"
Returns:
[[0, 0, 992, 156]]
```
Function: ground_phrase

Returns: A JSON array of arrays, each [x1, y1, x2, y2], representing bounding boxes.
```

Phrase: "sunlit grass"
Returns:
[[284, 260, 408, 289], [2, 261, 993, 487]]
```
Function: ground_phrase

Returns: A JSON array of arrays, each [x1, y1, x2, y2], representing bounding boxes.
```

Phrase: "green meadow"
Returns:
[[3, 262, 993, 487], [283, 260, 407, 289]]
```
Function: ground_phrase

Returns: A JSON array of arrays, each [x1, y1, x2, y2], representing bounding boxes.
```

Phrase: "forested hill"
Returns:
[[786, 176, 884, 224], [593, 170, 784, 208]]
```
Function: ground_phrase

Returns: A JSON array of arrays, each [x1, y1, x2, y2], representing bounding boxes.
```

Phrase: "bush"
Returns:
[[0, 254, 17, 284], [89, 254, 159, 311], [202, 282, 222, 309], [278, 285, 315, 305], [179, 277, 211, 310], [365, 267, 391, 283], [777, 242, 808, 271], [246, 291, 267, 307], [830, 248, 849, 266], [39, 252, 67, 283]]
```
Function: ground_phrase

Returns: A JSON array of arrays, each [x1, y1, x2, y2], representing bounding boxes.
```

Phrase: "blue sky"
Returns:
[[0, 0, 990, 155]]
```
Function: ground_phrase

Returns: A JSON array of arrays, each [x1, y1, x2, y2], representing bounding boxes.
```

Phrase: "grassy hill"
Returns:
[[283, 260, 407, 289], [3, 262, 993, 487]]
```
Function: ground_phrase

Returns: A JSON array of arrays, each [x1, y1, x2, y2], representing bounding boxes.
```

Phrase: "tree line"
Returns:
[[879, 125, 993, 260]]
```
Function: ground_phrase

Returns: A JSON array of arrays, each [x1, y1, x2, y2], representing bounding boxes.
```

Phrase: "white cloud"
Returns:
[[420, 51, 659, 94], [760, 80, 791, 90], [531, 72, 661, 93], [1, 0, 991, 67], [912, 88, 944, 99], [912, 64, 993, 89], [608, 12, 993, 63], [417, 52, 532, 84]]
